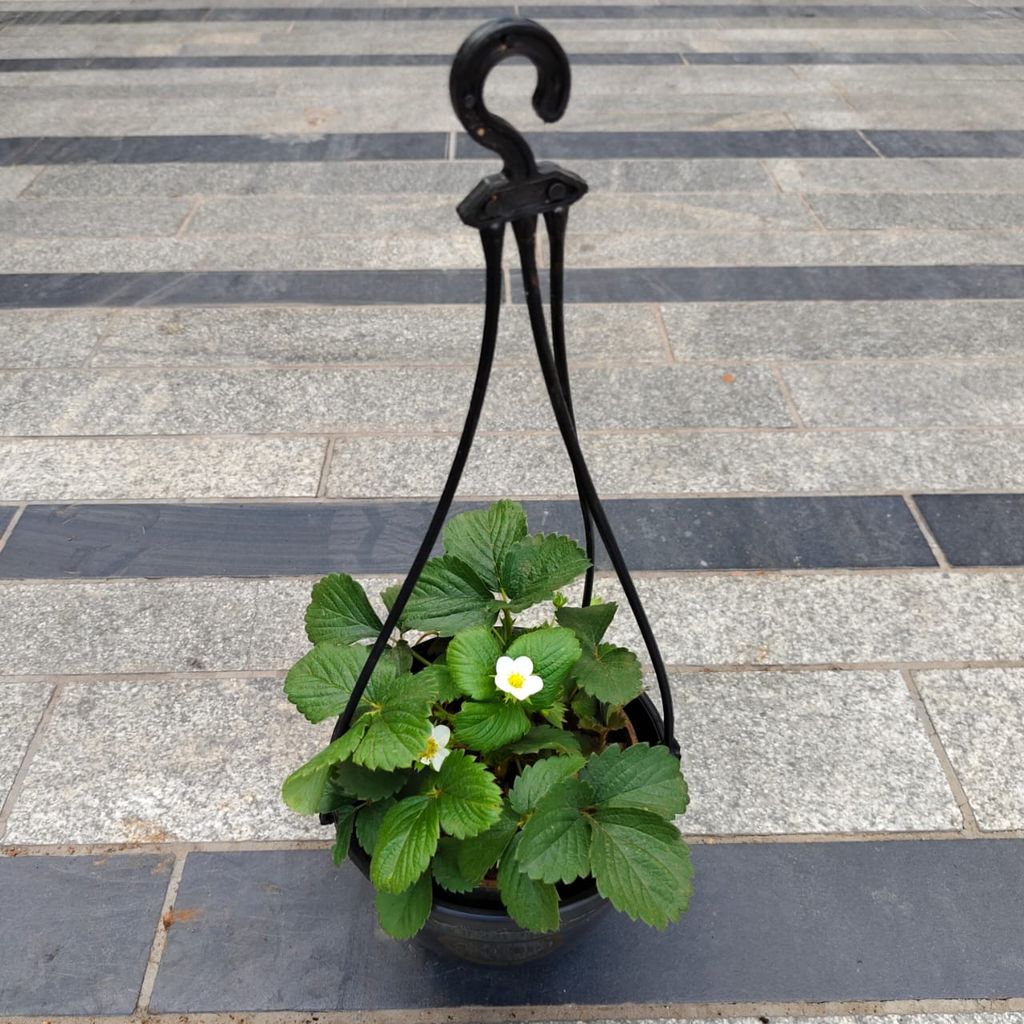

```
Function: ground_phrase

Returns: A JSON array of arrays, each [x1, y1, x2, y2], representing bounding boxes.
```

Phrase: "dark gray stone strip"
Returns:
[[0, 506, 14, 538], [866, 129, 1024, 157], [0, 132, 446, 167], [684, 50, 1024, 64], [913, 493, 1024, 567], [149, 839, 1024, 1012], [0, 853, 174, 1016], [4, 265, 1024, 309], [1, 3, 1019, 22], [0, 52, 682, 71], [0, 496, 939, 579]]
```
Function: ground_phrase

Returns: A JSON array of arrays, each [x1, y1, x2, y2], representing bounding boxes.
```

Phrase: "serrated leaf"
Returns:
[[305, 573, 383, 645], [555, 602, 617, 647], [517, 778, 594, 884], [505, 628, 581, 708], [402, 556, 502, 637], [431, 837, 477, 894], [572, 643, 643, 706], [355, 797, 395, 855], [446, 626, 502, 700], [456, 805, 519, 884], [375, 870, 433, 939], [582, 742, 689, 818], [453, 700, 531, 752], [541, 701, 566, 728], [443, 500, 528, 593], [284, 644, 369, 724], [498, 833, 560, 933], [589, 806, 693, 929], [332, 804, 358, 866], [428, 749, 503, 839], [571, 690, 603, 731], [371, 795, 441, 894], [353, 672, 435, 771], [498, 725, 582, 757], [415, 661, 461, 704], [502, 534, 591, 612], [381, 583, 401, 612], [509, 754, 586, 815], [332, 760, 410, 802], [280, 721, 368, 814]]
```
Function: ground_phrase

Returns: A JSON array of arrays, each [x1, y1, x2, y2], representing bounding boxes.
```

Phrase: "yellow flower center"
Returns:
[[508, 672, 525, 689], [422, 738, 439, 759]]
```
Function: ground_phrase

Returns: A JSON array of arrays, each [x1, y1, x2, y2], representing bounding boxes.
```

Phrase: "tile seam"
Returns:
[[0, 501, 26, 557], [652, 303, 678, 364], [902, 492, 952, 569], [901, 667, 983, 834], [173, 195, 203, 238], [314, 436, 336, 498], [769, 363, 808, 427], [135, 852, 187, 1014]]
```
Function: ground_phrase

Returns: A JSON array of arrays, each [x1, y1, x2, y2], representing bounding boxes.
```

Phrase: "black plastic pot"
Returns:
[[349, 692, 669, 966]]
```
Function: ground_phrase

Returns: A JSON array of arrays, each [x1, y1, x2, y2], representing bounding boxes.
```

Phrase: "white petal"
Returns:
[[494, 655, 515, 681], [432, 723, 451, 747], [520, 675, 544, 698], [495, 676, 528, 701], [511, 655, 534, 676], [431, 745, 451, 771]]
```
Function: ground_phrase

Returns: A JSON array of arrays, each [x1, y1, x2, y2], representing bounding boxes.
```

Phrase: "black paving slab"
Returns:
[[866, 130, 1024, 157], [913, 493, 1024, 567], [0, 854, 174, 1016], [0, 496, 938, 579], [150, 840, 1024, 1012], [0, 506, 15, 538]]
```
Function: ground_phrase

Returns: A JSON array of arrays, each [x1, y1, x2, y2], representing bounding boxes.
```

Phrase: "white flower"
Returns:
[[419, 723, 451, 771], [494, 655, 543, 701]]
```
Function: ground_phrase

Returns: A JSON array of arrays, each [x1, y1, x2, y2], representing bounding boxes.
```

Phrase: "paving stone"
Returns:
[[0, 496, 936, 579], [0, 365, 789, 434], [866, 128, 1024, 156], [675, 670, 960, 834], [4, 677, 331, 843], [0, 309, 102, 366], [766, 156, 1024, 192], [3, 570, 1024, 676], [663, 300, 1024, 360], [90, 305, 667, 367], [0, 166, 36, 199], [0, 197, 191, 237], [327, 428, 1024, 497], [0, 437, 326, 500], [808, 193, 1024, 230], [916, 668, 1024, 831], [783, 363, 1024, 428], [149, 840, 1024, 1011], [0, 681, 52, 810], [0, 852, 173, 1015], [913, 493, 1024, 566]]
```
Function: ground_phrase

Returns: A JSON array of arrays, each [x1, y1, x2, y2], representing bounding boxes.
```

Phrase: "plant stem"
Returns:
[[501, 606, 514, 647], [409, 648, 433, 668]]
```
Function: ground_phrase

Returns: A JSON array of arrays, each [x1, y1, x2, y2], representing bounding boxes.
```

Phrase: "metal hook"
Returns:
[[449, 17, 570, 182]]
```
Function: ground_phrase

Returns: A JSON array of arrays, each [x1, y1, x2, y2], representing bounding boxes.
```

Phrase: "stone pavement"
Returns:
[[1, 0, 1024, 1018]]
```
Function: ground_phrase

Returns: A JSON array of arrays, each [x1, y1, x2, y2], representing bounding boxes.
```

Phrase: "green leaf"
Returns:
[[498, 725, 582, 757], [443, 500, 528, 592], [446, 626, 502, 700], [375, 871, 433, 939], [280, 722, 368, 814], [571, 690, 603, 731], [332, 804, 358, 866], [541, 701, 566, 728], [305, 573, 383, 645], [353, 672, 435, 771], [572, 643, 643, 706], [505, 628, 581, 708], [498, 833, 560, 933], [502, 534, 590, 612], [284, 644, 368, 724], [589, 806, 693, 929], [456, 804, 519, 883], [517, 778, 594, 884], [332, 760, 410, 802], [555, 602, 617, 647], [431, 837, 477, 894], [371, 795, 441, 894], [355, 797, 395, 855], [381, 583, 401, 613], [453, 700, 530, 752], [582, 742, 689, 818], [402, 556, 502, 637], [509, 754, 586, 815], [429, 749, 503, 839], [415, 662, 461, 704]]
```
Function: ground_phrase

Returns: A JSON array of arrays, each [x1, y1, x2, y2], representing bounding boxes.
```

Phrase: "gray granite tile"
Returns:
[[0, 437, 326, 500], [0, 166, 37, 199], [327, 427, 1024, 497], [0, 309, 99, 366], [766, 156, 1024, 192], [0, 681, 52, 809], [4, 677, 331, 843], [675, 670, 959, 834], [782, 363, 1024, 427], [91, 305, 667, 367], [0, 197, 190, 237], [0, 852, 173, 1015], [916, 668, 1024, 830], [808, 193, 1024, 230], [150, 840, 1024, 1010], [663, 300, 1024, 360], [0, 364, 790, 434]]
